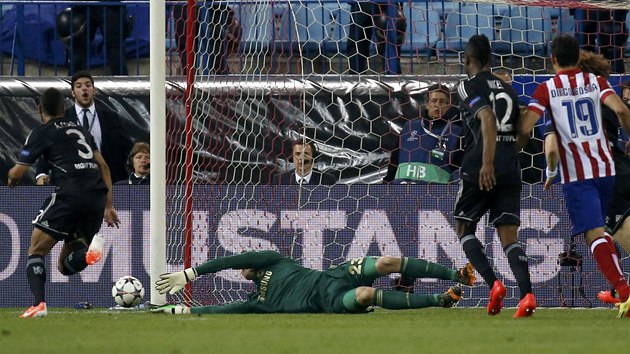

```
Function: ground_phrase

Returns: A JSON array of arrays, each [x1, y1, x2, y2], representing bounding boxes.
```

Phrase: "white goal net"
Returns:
[[162, 0, 630, 309]]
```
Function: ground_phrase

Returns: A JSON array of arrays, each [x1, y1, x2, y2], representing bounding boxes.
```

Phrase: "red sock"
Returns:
[[603, 233, 618, 254], [591, 237, 630, 302]]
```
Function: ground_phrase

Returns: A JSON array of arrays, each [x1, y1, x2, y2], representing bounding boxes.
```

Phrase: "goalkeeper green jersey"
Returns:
[[191, 251, 376, 314]]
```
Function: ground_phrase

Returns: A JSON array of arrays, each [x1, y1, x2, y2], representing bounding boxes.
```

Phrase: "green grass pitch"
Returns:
[[0, 307, 627, 354]]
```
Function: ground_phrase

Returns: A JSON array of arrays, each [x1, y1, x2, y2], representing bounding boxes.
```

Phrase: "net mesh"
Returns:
[[164, 0, 630, 309]]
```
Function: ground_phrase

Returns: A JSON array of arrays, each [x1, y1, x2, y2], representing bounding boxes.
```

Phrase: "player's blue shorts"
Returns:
[[562, 176, 615, 235]]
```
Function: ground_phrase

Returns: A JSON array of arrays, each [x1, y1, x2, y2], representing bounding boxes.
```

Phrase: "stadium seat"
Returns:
[[435, 3, 497, 55], [165, 11, 177, 50], [273, 3, 351, 56], [282, 3, 324, 54], [400, 6, 440, 54], [494, 6, 552, 56], [231, 3, 273, 53], [556, 8, 575, 35], [427, 0, 459, 20], [545, 7, 562, 20], [321, 3, 351, 53]]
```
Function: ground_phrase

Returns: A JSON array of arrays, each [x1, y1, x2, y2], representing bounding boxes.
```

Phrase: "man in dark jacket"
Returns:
[[36, 71, 133, 185], [272, 140, 337, 185]]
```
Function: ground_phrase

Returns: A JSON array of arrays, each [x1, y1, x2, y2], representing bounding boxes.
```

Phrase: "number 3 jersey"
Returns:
[[17, 117, 106, 193], [457, 71, 521, 183], [528, 68, 616, 183]]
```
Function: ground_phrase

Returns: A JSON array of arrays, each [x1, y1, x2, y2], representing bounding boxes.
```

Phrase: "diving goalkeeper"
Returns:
[[152, 250, 475, 314]]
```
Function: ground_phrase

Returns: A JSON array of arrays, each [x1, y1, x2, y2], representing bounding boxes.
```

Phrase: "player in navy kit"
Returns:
[[7, 88, 119, 318], [455, 34, 535, 318]]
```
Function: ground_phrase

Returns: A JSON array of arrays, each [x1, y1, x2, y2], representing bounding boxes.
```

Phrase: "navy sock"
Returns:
[[26, 255, 46, 306], [61, 248, 88, 275], [461, 235, 497, 286], [504, 242, 532, 299]]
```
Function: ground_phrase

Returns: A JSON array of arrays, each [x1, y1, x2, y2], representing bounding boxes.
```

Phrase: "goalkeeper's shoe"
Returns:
[[616, 296, 630, 318], [513, 293, 536, 318], [487, 280, 506, 316], [85, 234, 105, 265], [438, 285, 462, 308], [151, 304, 191, 315], [597, 290, 620, 305], [456, 262, 476, 286], [20, 302, 47, 318]]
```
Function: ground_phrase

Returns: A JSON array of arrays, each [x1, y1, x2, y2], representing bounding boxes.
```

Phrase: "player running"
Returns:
[[520, 34, 630, 318], [454, 34, 535, 318], [152, 250, 476, 314], [8, 88, 119, 318], [552, 50, 630, 306]]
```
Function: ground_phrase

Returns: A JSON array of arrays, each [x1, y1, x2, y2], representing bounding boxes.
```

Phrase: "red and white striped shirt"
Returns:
[[528, 68, 616, 183]]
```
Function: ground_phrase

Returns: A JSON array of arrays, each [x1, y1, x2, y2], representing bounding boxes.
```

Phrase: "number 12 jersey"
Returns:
[[457, 71, 521, 184]]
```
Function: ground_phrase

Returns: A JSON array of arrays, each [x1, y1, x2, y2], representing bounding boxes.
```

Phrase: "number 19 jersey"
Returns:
[[528, 68, 616, 183]]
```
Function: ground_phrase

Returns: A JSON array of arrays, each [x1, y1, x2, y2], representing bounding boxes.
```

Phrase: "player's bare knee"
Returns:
[[354, 286, 375, 306], [375, 256, 400, 274]]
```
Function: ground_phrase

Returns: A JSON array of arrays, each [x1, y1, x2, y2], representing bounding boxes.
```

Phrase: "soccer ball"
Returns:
[[112, 275, 145, 307]]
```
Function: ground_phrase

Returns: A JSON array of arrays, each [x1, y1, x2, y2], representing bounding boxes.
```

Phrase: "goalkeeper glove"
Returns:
[[151, 304, 190, 315], [155, 268, 198, 294]]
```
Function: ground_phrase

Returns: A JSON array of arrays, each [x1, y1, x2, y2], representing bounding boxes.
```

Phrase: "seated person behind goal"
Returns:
[[272, 140, 337, 185], [116, 142, 150, 185], [152, 250, 475, 314], [384, 84, 462, 184]]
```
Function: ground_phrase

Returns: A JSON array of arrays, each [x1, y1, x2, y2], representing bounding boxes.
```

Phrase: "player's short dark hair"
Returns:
[[465, 34, 492, 68], [40, 88, 65, 117], [551, 34, 580, 68], [622, 80, 630, 90], [71, 70, 94, 88]]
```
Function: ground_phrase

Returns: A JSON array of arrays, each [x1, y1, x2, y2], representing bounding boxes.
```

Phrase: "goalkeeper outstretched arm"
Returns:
[[155, 250, 285, 294], [195, 250, 284, 275]]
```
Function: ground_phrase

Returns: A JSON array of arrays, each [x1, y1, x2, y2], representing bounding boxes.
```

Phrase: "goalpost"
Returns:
[[150, 0, 167, 306], [152, 0, 630, 308]]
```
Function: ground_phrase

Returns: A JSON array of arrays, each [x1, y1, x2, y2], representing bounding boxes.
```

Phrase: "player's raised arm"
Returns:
[[477, 106, 497, 191], [155, 250, 285, 294]]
